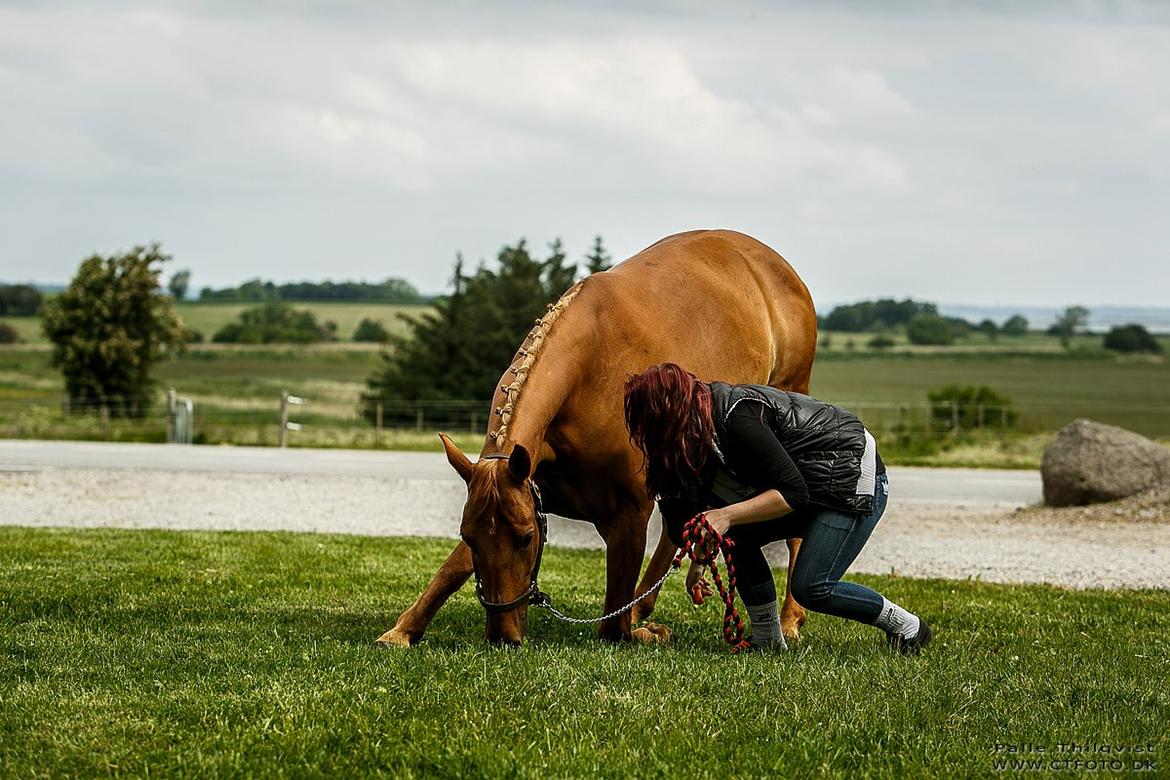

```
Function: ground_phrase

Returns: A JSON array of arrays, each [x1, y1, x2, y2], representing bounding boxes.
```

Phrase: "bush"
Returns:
[[0, 322, 18, 344], [906, 314, 955, 345], [0, 284, 43, 316], [867, 334, 895, 349], [212, 301, 335, 344], [823, 298, 937, 332], [1103, 324, 1161, 354], [352, 318, 390, 343], [927, 385, 1017, 430]]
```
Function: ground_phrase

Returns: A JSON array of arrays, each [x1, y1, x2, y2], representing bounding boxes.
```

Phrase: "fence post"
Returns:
[[977, 403, 985, 429], [950, 401, 958, 432], [279, 390, 289, 448], [375, 401, 383, 448], [923, 402, 931, 435], [416, 406, 424, 431], [167, 388, 177, 444], [470, 411, 477, 433], [99, 404, 110, 436], [61, 392, 70, 417]]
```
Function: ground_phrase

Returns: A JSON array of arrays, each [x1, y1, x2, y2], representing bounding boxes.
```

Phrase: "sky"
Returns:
[[0, 0, 1167, 307]]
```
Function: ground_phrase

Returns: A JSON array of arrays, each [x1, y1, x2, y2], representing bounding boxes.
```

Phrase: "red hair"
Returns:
[[623, 363, 713, 499]]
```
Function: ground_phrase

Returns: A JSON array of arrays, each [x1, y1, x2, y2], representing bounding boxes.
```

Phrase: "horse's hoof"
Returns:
[[781, 624, 803, 643], [632, 622, 674, 645], [373, 628, 414, 649]]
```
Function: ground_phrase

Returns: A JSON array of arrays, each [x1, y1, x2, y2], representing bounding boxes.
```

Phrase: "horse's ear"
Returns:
[[508, 443, 532, 483], [439, 432, 473, 483]]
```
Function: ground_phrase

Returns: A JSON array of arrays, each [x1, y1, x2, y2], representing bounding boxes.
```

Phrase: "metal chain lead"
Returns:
[[532, 564, 679, 625]]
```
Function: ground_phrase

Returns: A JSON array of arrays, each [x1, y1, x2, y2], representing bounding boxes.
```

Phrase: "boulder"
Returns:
[[1041, 419, 1170, 507]]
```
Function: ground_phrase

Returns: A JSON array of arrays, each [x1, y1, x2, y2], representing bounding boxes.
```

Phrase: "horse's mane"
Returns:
[[489, 280, 585, 446]]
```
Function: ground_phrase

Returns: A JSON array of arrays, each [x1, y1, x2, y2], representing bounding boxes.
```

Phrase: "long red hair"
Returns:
[[623, 363, 714, 499]]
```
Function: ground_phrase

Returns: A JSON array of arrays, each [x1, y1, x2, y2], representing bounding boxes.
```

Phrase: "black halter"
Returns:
[[471, 453, 551, 613]]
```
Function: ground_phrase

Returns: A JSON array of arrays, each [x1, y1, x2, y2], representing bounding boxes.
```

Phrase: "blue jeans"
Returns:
[[727, 473, 888, 625]]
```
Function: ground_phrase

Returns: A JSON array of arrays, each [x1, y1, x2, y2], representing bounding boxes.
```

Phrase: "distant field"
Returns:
[[0, 302, 432, 345], [816, 329, 1170, 355], [1, 346, 1168, 461]]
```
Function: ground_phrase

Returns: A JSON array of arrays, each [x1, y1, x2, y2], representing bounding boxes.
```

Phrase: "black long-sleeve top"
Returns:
[[657, 400, 885, 544]]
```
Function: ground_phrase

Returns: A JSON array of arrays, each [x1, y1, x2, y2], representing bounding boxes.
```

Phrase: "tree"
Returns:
[[353, 317, 391, 343], [0, 284, 43, 316], [1048, 305, 1089, 347], [544, 238, 578, 295], [1002, 314, 1029, 336], [0, 322, 18, 343], [1103, 324, 1162, 354], [823, 298, 938, 332], [977, 318, 999, 341], [41, 244, 187, 418], [211, 301, 335, 344], [906, 313, 954, 345], [585, 235, 612, 274], [363, 239, 576, 415], [168, 269, 192, 300]]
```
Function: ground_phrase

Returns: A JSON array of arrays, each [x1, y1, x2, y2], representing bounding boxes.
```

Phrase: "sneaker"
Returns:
[[887, 617, 932, 655]]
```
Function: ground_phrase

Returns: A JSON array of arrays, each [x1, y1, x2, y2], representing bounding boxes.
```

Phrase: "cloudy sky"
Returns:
[[0, 1, 1167, 306]]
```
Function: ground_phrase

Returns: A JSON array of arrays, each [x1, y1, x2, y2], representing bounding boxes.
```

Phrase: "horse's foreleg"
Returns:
[[780, 537, 807, 641], [630, 520, 676, 623], [374, 540, 473, 648]]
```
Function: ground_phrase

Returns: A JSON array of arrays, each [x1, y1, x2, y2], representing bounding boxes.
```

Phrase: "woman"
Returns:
[[623, 362, 931, 654]]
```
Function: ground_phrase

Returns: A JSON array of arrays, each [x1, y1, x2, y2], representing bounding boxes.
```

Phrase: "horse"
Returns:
[[375, 229, 818, 647]]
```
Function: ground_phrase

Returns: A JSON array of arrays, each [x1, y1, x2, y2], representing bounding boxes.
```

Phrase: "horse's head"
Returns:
[[440, 433, 542, 646]]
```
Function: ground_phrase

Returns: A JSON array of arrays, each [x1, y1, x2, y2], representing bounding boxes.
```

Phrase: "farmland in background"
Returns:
[[1, 336, 1167, 466], [0, 302, 432, 345]]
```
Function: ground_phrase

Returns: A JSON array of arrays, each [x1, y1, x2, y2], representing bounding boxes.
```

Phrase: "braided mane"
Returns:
[[489, 280, 584, 446]]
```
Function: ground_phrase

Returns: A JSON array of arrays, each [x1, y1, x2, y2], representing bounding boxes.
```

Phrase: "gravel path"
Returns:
[[2, 465, 1166, 590]]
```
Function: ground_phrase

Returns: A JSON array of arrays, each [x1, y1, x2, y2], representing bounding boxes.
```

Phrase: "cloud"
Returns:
[[0, 1, 1166, 305]]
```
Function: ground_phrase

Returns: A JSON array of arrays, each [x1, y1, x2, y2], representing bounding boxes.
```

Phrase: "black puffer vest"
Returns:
[[709, 382, 875, 514]]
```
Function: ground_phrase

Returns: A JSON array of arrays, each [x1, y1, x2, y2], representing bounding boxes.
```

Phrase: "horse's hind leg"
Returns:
[[374, 541, 473, 648], [780, 537, 807, 640]]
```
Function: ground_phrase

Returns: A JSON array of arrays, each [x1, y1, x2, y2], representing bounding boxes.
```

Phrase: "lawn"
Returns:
[[0, 528, 1165, 777]]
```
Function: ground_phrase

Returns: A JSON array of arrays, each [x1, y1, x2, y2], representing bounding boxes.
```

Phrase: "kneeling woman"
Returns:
[[623, 363, 931, 654]]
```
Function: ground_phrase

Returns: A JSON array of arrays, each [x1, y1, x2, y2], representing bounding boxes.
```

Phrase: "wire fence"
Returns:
[[1, 391, 1169, 445]]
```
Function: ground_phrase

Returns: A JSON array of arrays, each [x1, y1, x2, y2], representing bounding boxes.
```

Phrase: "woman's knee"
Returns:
[[789, 570, 835, 610]]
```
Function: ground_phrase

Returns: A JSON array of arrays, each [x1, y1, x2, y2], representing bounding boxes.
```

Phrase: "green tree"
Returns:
[[1002, 314, 1029, 336], [1103, 324, 1161, 354], [211, 301, 334, 344], [0, 284, 43, 315], [363, 239, 577, 415], [0, 322, 18, 343], [585, 235, 612, 274], [168, 269, 191, 300], [41, 244, 187, 418], [906, 313, 954, 345], [352, 317, 391, 343], [1048, 305, 1089, 347], [977, 318, 999, 341]]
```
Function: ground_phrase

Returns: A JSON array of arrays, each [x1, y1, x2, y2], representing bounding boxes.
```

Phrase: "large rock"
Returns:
[[1042, 419, 1170, 507]]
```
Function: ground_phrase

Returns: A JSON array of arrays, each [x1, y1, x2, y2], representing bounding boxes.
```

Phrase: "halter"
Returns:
[[471, 453, 551, 613]]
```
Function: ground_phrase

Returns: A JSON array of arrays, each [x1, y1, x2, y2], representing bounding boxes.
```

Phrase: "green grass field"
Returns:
[[1, 345, 1168, 461], [0, 528, 1164, 777], [0, 302, 431, 345]]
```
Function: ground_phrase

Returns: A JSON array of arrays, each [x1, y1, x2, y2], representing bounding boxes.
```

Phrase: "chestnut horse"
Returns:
[[375, 229, 817, 647]]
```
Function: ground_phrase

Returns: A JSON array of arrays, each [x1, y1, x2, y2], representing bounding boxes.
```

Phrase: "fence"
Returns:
[[1, 392, 1169, 446]]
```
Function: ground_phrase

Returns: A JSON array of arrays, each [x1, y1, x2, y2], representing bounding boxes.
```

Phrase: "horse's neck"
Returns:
[[483, 286, 588, 464]]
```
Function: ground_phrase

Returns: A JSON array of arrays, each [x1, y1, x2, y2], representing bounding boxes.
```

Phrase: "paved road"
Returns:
[[0, 439, 1043, 506], [4, 440, 1167, 589]]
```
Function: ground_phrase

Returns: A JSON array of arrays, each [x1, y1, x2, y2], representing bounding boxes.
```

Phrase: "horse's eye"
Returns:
[[518, 531, 534, 549]]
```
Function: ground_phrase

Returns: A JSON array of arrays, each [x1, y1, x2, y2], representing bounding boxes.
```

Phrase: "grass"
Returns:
[[1, 341, 1168, 461], [0, 302, 431, 346], [0, 528, 1165, 777]]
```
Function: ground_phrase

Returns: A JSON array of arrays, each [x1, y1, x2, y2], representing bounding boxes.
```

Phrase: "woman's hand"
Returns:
[[685, 559, 714, 605], [692, 509, 732, 559]]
